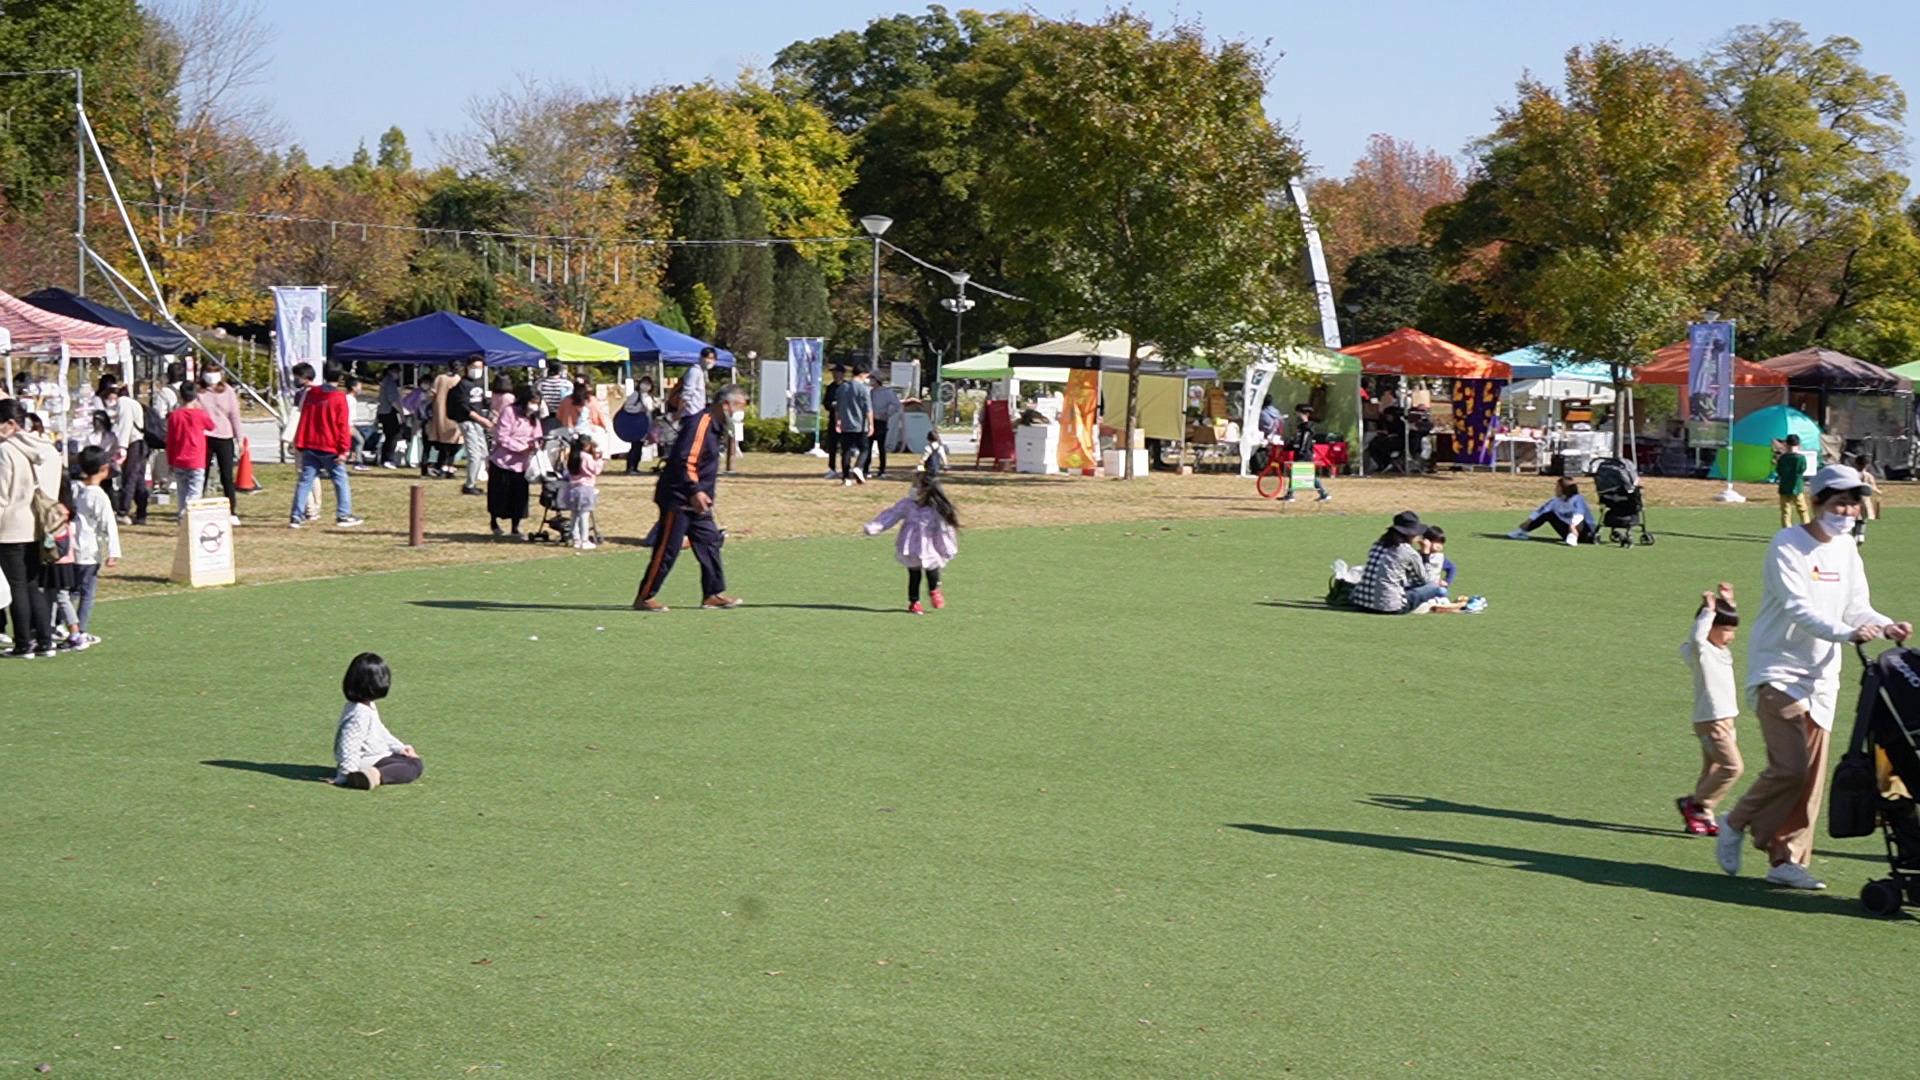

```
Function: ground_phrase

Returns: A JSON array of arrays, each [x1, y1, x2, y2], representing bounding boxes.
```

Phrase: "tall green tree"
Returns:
[[1702, 21, 1910, 357], [1338, 245, 1441, 343], [985, 14, 1305, 475], [1433, 42, 1736, 415]]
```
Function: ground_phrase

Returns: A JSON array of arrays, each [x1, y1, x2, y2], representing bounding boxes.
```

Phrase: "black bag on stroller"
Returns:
[[1591, 457, 1653, 547], [1832, 645, 1920, 915]]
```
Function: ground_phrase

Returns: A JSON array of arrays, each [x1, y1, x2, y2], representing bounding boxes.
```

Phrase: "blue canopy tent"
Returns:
[[589, 319, 735, 368], [332, 311, 546, 367], [23, 286, 192, 357], [1494, 345, 1614, 383]]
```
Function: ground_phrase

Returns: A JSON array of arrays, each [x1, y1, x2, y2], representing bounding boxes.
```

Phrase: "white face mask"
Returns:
[[469, 367, 485, 379], [205, 373, 222, 386], [1818, 511, 1854, 536]]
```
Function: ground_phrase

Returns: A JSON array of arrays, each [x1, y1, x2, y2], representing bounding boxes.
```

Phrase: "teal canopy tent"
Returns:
[[1709, 404, 1821, 482]]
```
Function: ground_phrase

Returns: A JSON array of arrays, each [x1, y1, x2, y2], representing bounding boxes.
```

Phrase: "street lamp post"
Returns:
[[859, 215, 892, 378], [939, 271, 975, 428]]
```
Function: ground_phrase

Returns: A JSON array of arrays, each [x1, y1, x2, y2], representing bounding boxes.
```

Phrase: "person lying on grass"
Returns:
[[331, 652, 423, 790], [1352, 511, 1484, 615]]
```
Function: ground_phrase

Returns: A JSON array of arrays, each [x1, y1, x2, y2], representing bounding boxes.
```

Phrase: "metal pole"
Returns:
[[870, 236, 881, 373], [75, 68, 85, 295]]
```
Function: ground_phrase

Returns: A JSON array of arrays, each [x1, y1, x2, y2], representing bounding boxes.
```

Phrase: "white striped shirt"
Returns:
[[333, 702, 407, 778]]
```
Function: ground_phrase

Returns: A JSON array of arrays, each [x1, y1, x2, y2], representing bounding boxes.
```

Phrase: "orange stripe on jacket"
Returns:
[[683, 412, 715, 485], [641, 510, 676, 596]]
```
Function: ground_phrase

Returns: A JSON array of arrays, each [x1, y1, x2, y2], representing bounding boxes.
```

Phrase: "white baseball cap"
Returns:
[[1810, 463, 1878, 499]]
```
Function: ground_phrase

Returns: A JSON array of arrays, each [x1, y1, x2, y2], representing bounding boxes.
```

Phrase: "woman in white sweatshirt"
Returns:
[[1716, 464, 1912, 890]]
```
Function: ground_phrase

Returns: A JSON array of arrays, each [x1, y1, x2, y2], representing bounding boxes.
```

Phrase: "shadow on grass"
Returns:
[[1362, 794, 1681, 838], [202, 759, 333, 782], [751, 602, 897, 613], [1225, 824, 1889, 919], [1257, 599, 1369, 614], [409, 599, 632, 613], [1656, 531, 1773, 545], [1360, 793, 1889, 864]]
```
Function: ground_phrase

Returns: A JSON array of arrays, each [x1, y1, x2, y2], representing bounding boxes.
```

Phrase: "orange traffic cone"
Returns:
[[235, 437, 261, 492]]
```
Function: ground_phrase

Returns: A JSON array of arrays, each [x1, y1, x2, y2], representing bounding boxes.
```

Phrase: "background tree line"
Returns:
[[5, 4, 1910, 377]]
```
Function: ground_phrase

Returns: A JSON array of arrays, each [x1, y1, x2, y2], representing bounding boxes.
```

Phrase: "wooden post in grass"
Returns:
[[408, 484, 425, 547]]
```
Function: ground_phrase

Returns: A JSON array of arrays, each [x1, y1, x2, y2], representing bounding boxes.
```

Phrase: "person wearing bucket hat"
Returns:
[[1351, 511, 1484, 615], [1715, 462, 1912, 890]]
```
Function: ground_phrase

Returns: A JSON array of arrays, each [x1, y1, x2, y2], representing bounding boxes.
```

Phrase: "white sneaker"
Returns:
[[1564, 531, 1579, 547], [852, 467, 866, 484], [1507, 528, 1529, 540], [841, 479, 853, 487], [1764, 862, 1826, 890], [229, 514, 242, 525], [579, 540, 597, 550], [1714, 815, 1743, 874]]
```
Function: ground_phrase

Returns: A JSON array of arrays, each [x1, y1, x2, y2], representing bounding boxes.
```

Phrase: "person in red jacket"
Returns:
[[289, 362, 363, 529], [165, 382, 217, 521]]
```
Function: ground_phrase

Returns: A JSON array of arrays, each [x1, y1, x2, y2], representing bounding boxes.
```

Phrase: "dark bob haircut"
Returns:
[[342, 652, 392, 703]]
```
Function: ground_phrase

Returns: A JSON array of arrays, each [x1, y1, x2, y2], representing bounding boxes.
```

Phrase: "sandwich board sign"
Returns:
[[172, 498, 236, 587]]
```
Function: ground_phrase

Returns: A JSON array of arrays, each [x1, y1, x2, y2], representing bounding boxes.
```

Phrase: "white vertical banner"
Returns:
[[1240, 360, 1278, 476], [270, 286, 327, 398], [787, 337, 824, 435]]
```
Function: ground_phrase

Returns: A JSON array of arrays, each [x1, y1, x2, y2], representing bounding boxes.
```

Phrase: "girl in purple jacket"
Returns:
[[863, 475, 960, 614]]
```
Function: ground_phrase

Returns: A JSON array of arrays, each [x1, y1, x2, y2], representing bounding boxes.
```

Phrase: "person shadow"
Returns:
[[1224, 824, 1888, 919], [1359, 793, 1887, 863], [201, 759, 334, 782]]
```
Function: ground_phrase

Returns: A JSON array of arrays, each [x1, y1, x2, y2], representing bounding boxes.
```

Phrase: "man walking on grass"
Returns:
[[834, 364, 873, 485], [634, 383, 747, 613]]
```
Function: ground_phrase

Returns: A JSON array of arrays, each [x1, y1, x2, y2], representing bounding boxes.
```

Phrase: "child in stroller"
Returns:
[[1592, 456, 1653, 547], [1830, 645, 1920, 915]]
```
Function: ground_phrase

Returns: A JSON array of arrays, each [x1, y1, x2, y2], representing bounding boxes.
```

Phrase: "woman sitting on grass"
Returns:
[[331, 652, 422, 791], [1508, 476, 1596, 546], [1352, 511, 1482, 615]]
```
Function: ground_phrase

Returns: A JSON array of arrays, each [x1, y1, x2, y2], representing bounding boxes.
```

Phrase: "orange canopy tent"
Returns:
[[1340, 327, 1510, 378], [1637, 341, 1788, 386]]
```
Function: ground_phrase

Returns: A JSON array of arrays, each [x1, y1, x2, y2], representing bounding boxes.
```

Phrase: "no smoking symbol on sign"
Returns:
[[199, 522, 227, 554]]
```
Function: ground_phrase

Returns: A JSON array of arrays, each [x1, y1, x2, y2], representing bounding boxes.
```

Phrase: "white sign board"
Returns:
[[758, 359, 790, 423], [172, 498, 236, 587]]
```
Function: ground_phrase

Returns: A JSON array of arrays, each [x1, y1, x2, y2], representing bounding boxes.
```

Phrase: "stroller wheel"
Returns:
[[1861, 878, 1904, 917], [1639, 532, 1655, 546]]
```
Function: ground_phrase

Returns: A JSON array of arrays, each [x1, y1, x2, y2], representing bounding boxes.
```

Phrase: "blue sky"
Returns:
[[266, 1, 1920, 181]]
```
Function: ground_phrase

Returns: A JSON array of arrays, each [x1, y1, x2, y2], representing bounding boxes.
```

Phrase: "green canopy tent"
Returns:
[[939, 345, 1069, 383], [502, 324, 630, 365], [1709, 404, 1821, 483], [1239, 345, 1363, 476], [1888, 360, 1920, 381]]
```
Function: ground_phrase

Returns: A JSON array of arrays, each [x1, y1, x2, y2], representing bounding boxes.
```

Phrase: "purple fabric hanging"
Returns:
[[1451, 378, 1508, 467]]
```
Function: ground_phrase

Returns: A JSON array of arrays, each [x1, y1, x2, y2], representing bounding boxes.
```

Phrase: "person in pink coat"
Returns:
[[863, 474, 960, 614], [485, 381, 540, 538]]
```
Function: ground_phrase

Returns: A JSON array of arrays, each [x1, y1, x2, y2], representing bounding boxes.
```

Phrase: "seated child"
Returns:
[[331, 652, 423, 790], [1422, 526, 1456, 590]]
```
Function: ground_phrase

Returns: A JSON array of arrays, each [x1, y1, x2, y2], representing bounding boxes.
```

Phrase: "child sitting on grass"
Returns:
[[863, 473, 960, 614], [1421, 526, 1456, 591], [331, 652, 423, 790], [1676, 582, 1742, 835]]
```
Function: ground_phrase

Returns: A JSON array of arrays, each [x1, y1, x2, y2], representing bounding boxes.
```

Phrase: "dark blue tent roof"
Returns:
[[589, 318, 735, 368], [22, 287, 193, 357], [332, 311, 546, 367]]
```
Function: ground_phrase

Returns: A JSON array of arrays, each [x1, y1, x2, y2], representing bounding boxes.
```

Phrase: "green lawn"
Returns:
[[4, 508, 1915, 1077]]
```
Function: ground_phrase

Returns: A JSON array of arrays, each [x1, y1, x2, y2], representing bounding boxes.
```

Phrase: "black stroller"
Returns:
[[529, 429, 600, 546], [1829, 645, 1920, 916], [1592, 457, 1653, 547]]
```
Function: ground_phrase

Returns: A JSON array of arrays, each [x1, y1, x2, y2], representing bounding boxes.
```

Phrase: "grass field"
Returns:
[[4, 504, 1916, 1077]]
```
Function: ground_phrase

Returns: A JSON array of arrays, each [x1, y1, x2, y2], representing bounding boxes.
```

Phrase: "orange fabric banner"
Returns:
[[1058, 368, 1099, 470]]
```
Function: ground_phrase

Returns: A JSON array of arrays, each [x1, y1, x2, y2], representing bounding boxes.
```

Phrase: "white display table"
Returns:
[[1016, 423, 1061, 474]]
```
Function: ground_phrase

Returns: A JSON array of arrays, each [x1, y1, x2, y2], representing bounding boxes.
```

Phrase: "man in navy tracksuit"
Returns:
[[634, 383, 747, 612]]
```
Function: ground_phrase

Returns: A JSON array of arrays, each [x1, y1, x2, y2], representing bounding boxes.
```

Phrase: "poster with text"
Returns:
[[271, 286, 327, 401], [1686, 321, 1735, 422], [787, 337, 824, 432]]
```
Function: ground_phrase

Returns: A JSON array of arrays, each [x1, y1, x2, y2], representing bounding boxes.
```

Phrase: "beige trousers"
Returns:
[[1778, 492, 1811, 527], [1727, 686, 1828, 867], [1691, 719, 1744, 810]]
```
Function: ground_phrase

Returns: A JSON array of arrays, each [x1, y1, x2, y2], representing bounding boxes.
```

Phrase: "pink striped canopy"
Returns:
[[0, 287, 131, 359]]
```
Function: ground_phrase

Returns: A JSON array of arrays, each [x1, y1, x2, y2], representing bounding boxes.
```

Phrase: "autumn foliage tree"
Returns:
[[1307, 134, 1463, 293]]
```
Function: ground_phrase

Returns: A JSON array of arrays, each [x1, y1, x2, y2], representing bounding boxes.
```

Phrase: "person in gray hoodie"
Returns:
[[834, 365, 874, 485]]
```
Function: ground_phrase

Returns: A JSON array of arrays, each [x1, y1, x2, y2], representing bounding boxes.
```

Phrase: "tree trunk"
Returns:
[[1124, 339, 1141, 479]]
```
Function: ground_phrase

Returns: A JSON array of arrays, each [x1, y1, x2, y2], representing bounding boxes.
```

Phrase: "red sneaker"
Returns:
[[1675, 796, 1711, 836], [908, 601, 925, 615], [929, 588, 945, 610]]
